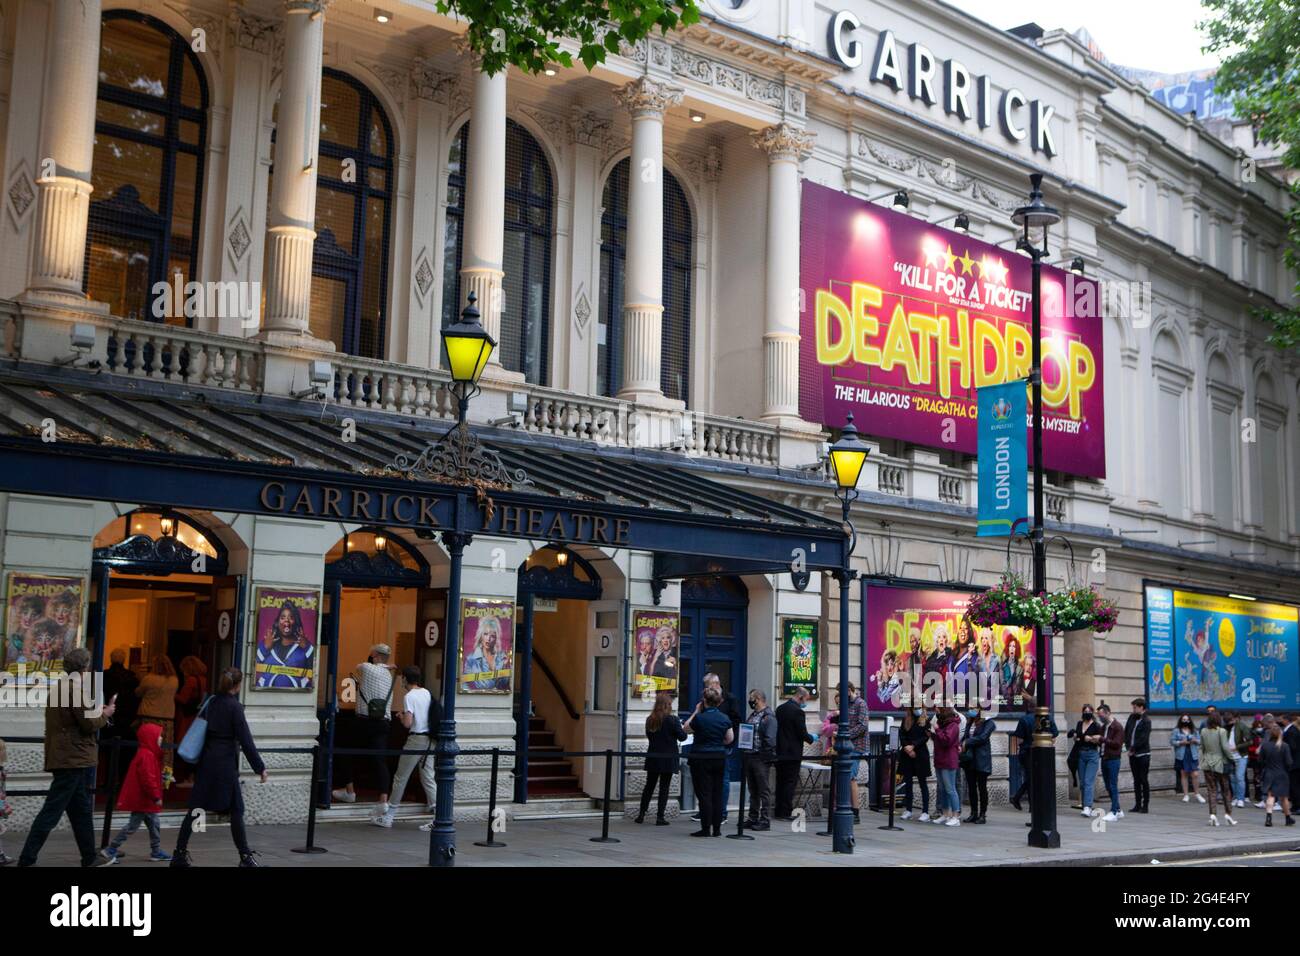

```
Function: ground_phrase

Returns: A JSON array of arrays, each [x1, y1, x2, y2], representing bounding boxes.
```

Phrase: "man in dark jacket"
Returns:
[[742, 690, 778, 830], [18, 647, 117, 867], [774, 687, 815, 819], [1010, 693, 1059, 815], [1124, 697, 1152, 813]]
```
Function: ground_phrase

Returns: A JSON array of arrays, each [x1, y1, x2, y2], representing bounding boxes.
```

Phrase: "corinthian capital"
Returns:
[[614, 77, 684, 119], [751, 123, 816, 163], [284, 0, 331, 19]]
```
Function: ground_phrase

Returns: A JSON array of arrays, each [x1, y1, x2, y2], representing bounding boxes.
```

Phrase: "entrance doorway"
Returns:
[[514, 545, 608, 802], [321, 528, 441, 810], [91, 510, 240, 805], [679, 575, 748, 783]]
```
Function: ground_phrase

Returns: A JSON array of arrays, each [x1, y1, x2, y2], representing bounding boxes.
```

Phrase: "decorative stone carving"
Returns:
[[859, 134, 1023, 213], [858, 134, 917, 172], [360, 60, 408, 112], [410, 60, 458, 103], [614, 77, 684, 119], [574, 291, 591, 335], [167, 3, 225, 64], [672, 145, 723, 185], [229, 8, 279, 56], [413, 248, 433, 302], [226, 214, 252, 266], [568, 107, 612, 148], [517, 105, 569, 147], [5, 165, 36, 229], [284, 0, 331, 17], [751, 124, 815, 163]]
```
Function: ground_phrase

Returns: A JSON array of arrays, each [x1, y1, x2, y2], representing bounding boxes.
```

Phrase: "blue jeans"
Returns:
[[1231, 755, 1247, 801], [111, 812, 162, 854], [1077, 748, 1100, 809], [936, 768, 960, 815], [1102, 757, 1121, 813]]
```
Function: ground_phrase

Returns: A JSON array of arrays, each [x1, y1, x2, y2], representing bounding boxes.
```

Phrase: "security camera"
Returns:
[[293, 360, 334, 398], [55, 323, 98, 366], [489, 391, 530, 428]]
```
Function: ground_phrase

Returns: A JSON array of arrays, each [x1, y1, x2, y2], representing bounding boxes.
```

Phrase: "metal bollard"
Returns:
[[590, 748, 620, 844], [879, 750, 903, 831], [99, 735, 123, 849], [726, 752, 754, 840], [292, 745, 329, 854], [473, 747, 507, 848]]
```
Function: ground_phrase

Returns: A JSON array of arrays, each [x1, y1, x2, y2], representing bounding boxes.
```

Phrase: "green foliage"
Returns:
[[435, 1, 701, 76], [1201, 0, 1300, 349]]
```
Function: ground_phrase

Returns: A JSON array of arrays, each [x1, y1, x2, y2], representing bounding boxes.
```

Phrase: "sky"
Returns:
[[957, 0, 1222, 75]]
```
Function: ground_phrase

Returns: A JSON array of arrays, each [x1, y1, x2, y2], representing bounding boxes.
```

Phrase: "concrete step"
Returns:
[[509, 796, 606, 820]]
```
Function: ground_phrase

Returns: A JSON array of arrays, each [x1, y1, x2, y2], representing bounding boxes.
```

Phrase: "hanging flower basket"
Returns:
[[1046, 586, 1119, 634], [965, 573, 1053, 631]]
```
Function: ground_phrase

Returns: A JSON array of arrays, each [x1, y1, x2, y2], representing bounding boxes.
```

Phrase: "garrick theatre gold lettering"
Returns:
[[491, 504, 631, 545], [259, 482, 439, 527]]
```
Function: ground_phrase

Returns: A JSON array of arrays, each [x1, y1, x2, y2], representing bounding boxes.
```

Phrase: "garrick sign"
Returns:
[[826, 8, 1059, 158]]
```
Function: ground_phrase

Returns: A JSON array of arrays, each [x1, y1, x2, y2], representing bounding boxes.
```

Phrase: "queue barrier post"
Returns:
[[473, 747, 507, 848], [292, 745, 328, 854], [816, 757, 833, 837], [878, 750, 904, 831], [99, 734, 123, 849], [726, 751, 754, 840], [590, 748, 619, 844]]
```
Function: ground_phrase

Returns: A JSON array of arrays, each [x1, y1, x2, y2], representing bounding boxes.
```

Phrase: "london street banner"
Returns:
[[799, 181, 1105, 478], [3, 573, 85, 682], [459, 597, 515, 694], [977, 378, 1028, 537], [252, 587, 319, 691], [631, 608, 679, 697], [1143, 586, 1299, 712]]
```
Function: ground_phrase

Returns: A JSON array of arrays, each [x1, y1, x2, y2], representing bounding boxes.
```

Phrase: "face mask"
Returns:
[[797, 701, 806, 710], [748, 699, 757, 709], [1083, 713, 1093, 721], [913, 709, 923, 717], [966, 711, 978, 719]]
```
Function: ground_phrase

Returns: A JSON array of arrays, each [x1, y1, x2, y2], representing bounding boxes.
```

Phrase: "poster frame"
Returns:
[[457, 596, 517, 695], [778, 616, 820, 699], [250, 585, 321, 692]]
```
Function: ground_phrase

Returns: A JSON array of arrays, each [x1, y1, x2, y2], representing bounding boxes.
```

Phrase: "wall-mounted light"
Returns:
[[544, 65, 557, 76], [690, 109, 705, 123], [555, 548, 569, 567], [891, 190, 910, 214], [1070, 256, 1086, 276], [159, 516, 176, 538], [1228, 593, 1257, 602], [373, 8, 391, 23], [374, 533, 388, 553], [954, 212, 970, 235]]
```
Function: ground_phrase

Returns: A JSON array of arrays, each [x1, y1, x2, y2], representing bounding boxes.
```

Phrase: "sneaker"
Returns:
[[101, 847, 121, 862], [237, 851, 262, 868], [331, 789, 356, 803], [944, 817, 961, 827], [690, 812, 701, 822], [370, 813, 394, 829], [418, 821, 434, 832], [88, 853, 117, 867], [1224, 814, 1237, 826], [149, 850, 172, 862], [900, 810, 913, 820], [1182, 794, 1190, 803], [931, 815, 945, 824], [1080, 807, 1093, 817], [1195, 794, 1206, 804], [1233, 799, 1244, 808], [918, 813, 931, 822], [1102, 812, 1118, 822], [1255, 801, 1267, 809], [1115, 810, 1125, 819]]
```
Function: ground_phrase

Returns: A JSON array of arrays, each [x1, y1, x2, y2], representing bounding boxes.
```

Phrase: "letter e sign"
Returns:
[[217, 611, 231, 641], [424, 620, 440, 647]]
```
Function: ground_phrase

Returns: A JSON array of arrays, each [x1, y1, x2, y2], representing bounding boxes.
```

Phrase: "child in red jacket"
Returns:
[[102, 723, 171, 862]]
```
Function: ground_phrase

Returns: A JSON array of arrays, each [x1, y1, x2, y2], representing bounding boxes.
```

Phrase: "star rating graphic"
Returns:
[[921, 240, 1010, 286]]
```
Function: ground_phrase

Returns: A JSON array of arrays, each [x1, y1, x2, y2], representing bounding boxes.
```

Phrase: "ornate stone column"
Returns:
[[615, 77, 682, 405], [460, 63, 509, 371], [22, 0, 104, 305], [260, 0, 331, 347], [753, 123, 815, 423]]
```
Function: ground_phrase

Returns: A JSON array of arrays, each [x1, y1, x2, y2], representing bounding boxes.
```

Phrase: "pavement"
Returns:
[[9, 794, 1300, 868]]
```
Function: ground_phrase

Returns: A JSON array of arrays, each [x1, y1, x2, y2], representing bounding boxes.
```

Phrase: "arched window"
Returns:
[[86, 12, 208, 323], [442, 119, 553, 384], [305, 70, 393, 357], [597, 158, 692, 403]]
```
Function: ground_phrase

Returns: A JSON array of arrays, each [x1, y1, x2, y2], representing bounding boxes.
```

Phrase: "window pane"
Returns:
[[96, 100, 165, 137], [359, 197, 387, 357], [171, 152, 198, 243], [180, 55, 203, 110], [99, 18, 170, 99], [706, 617, 735, 637], [314, 186, 355, 254], [92, 134, 163, 212], [320, 74, 361, 148], [368, 112, 388, 157], [309, 276, 348, 351], [367, 165, 386, 192], [441, 210, 462, 331], [179, 120, 201, 146], [86, 233, 153, 321]]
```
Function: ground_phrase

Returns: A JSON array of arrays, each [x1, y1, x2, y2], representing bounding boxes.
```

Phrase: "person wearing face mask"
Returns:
[[1072, 705, 1103, 818], [960, 708, 995, 823], [898, 708, 932, 821], [1172, 714, 1205, 804], [773, 687, 815, 820], [742, 689, 778, 831]]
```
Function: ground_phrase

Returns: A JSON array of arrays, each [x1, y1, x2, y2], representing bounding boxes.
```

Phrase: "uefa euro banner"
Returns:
[[799, 182, 1105, 478], [977, 379, 1028, 537], [1143, 585, 1300, 713]]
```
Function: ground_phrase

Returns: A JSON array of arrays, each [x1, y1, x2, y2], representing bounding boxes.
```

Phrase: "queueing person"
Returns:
[[898, 708, 931, 821], [1248, 715, 1266, 806], [773, 687, 815, 820], [0, 736, 10, 865], [17, 647, 117, 867], [331, 644, 397, 814], [931, 707, 962, 826], [1073, 705, 1103, 818], [171, 668, 268, 866], [1124, 698, 1152, 814], [1284, 714, 1300, 816], [841, 683, 869, 822], [684, 686, 734, 837], [1172, 714, 1205, 803], [1098, 703, 1125, 822], [697, 673, 743, 824], [1259, 722, 1294, 827], [637, 692, 686, 825], [960, 708, 995, 823], [374, 666, 441, 830], [742, 689, 778, 831], [102, 723, 172, 862], [1199, 712, 1237, 826]]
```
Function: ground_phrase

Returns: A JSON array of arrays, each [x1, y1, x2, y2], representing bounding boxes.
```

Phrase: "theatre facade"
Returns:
[[0, 0, 1297, 825]]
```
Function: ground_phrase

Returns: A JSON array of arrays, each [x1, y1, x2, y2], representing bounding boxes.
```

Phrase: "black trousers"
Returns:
[[689, 758, 725, 834], [175, 807, 251, 857], [744, 758, 773, 824], [1129, 754, 1151, 810], [774, 759, 799, 818], [18, 767, 98, 866], [1014, 754, 1032, 805], [964, 766, 989, 817], [638, 771, 673, 819], [337, 716, 392, 795]]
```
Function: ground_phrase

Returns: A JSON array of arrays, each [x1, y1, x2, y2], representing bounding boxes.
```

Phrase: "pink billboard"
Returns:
[[799, 182, 1105, 478]]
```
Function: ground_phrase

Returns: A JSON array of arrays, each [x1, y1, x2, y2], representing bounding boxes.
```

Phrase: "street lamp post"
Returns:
[[828, 414, 869, 854], [1011, 173, 1062, 849], [427, 292, 496, 867]]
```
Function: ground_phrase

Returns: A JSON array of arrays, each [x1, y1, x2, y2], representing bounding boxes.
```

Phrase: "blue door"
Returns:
[[679, 576, 748, 779]]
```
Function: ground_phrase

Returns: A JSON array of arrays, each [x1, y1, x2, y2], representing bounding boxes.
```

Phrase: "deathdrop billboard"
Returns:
[[799, 181, 1105, 478]]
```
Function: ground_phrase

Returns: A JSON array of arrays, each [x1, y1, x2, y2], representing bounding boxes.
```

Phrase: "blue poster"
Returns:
[[976, 379, 1027, 537], [1144, 586, 1300, 713]]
